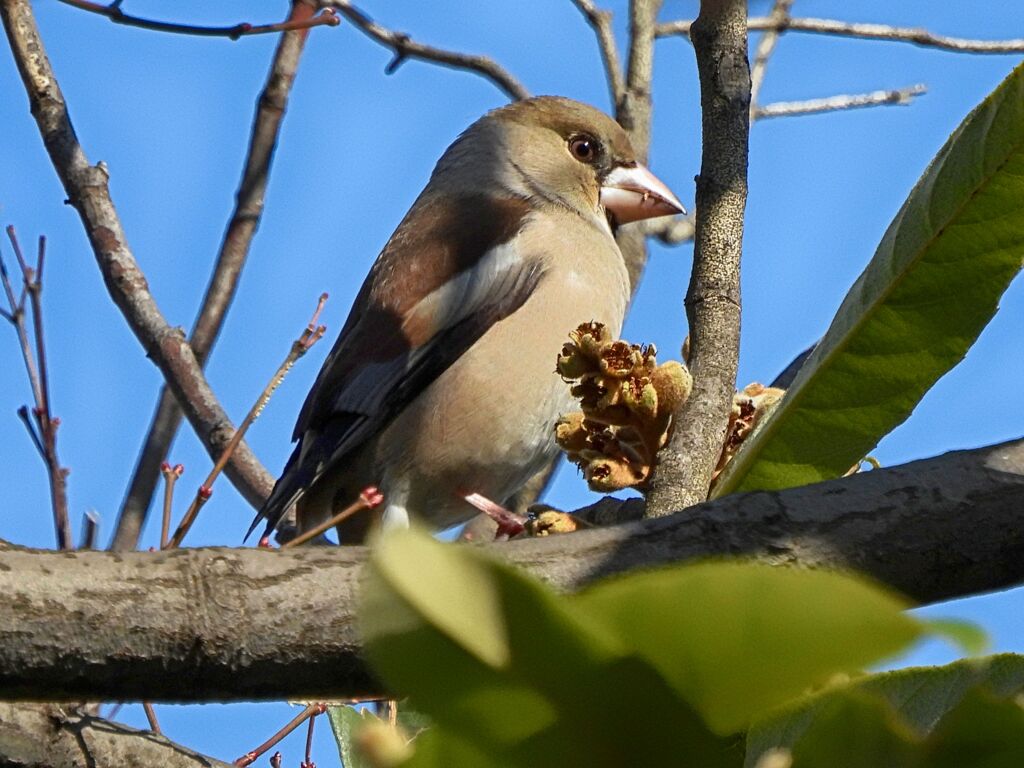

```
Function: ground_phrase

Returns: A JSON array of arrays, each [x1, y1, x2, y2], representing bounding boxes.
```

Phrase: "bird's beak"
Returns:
[[600, 163, 687, 224]]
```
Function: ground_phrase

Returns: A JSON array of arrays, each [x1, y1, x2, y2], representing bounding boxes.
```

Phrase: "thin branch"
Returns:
[[57, 0, 339, 40], [0, 234, 41, 407], [1, 439, 1023, 702], [754, 84, 927, 120], [749, 0, 794, 110], [570, 0, 626, 106], [165, 295, 328, 549], [656, 15, 1024, 54], [111, 0, 321, 552], [2, 0, 276, 511], [79, 509, 99, 549], [234, 704, 326, 767], [160, 463, 183, 549], [0, 703, 233, 767], [279, 485, 383, 549], [645, 0, 748, 517], [142, 701, 162, 734], [2, 228, 72, 548], [639, 214, 696, 245], [322, 0, 529, 100]]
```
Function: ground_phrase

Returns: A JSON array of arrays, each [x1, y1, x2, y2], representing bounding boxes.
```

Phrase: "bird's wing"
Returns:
[[251, 194, 542, 536]]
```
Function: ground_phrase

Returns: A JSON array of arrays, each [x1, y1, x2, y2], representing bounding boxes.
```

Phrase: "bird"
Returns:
[[250, 96, 685, 545]]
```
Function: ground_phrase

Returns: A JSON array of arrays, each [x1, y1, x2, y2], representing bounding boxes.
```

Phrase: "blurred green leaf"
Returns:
[[922, 619, 990, 656], [361, 530, 739, 766], [715, 60, 1024, 497], [923, 688, 1024, 768], [574, 561, 921, 733], [328, 704, 433, 768], [747, 654, 1024, 766], [788, 690, 919, 768]]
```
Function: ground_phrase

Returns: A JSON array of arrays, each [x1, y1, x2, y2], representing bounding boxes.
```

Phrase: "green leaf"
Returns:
[[923, 688, 1024, 768], [360, 529, 738, 767], [366, 524, 512, 668], [327, 705, 377, 768], [574, 561, 922, 734], [328, 704, 433, 768], [921, 618, 990, 656], [788, 690, 920, 768], [746, 654, 1024, 766], [714, 60, 1024, 496]]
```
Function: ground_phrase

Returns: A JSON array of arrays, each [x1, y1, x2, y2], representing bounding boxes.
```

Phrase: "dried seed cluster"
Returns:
[[554, 322, 692, 492], [711, 382, 786, 485]]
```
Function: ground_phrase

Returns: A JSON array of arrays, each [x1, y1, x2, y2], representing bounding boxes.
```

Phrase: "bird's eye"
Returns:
[[569, 136, 599, 162]]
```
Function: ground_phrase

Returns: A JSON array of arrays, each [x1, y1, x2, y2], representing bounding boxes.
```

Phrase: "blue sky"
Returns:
[[1, 1, 1022, 763]]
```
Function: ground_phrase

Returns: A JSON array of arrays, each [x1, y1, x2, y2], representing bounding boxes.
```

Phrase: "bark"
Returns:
[[646, 0, 748, 515], [1, 439, 1022, 703], [0, 702, 232, 767]]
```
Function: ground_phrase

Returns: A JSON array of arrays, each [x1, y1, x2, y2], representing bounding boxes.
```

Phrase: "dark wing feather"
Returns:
[[248, 194, 537, 538]]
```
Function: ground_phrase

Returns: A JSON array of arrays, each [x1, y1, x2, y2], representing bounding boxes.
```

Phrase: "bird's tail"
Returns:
[[244, 443, 309, 542]]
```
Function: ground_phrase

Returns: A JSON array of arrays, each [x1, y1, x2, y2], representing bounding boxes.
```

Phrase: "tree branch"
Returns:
[[645, 0, 748, 516], [2, 439, 1023, 702], [57, 0, 339, 40], [611, 0, 663, 292], [570, 0, 626, 106], [748, 0, 793, 110], [657, 16, 1024, 54], [754, 84, 927, 120], [111, 0, 319, 551], [0, 702, 232, 767], [1, 0, 275, 510], [321, 0, 529, 101]]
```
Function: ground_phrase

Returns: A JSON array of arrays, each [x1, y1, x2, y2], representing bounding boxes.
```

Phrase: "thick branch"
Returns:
[[111, 1, 317, 550], [2, 440, 1023, 702], [0, 702, 232, 767], [645, 0, 748, 516], [1, 0, 275, 509], [657, 16, 1024, 54], [322, 0, 529, 100]]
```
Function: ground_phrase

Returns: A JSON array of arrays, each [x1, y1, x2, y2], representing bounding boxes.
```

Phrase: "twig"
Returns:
[[142, 701, 162, 734], [234, 703, 326, 767], [16, 405, 45, 458], [754, 84, 927, 119], [166, 295, 329, 549], [110, 0, 319, 552], [301, 708, 318, 768], [57, 0, 339, 40], [159, 463, 183, 549], [79, 510, 99, 549], [749, 0, 794, 111], [2, 0, 276, 513], [570, 0, 625, 105], [639, 215, 696, 245], [322, 0, 529, 100], [2, 228, 72, 548], [279, 486, 384, 549], [645, 0, 748, 517], [656, 15, 1024, 54]]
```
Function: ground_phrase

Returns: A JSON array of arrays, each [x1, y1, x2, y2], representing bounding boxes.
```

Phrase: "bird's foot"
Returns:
[[461, 492, 527, 540]]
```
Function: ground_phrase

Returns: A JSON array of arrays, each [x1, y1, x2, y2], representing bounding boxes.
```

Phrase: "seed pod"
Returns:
[[650, 361, 692, 416]]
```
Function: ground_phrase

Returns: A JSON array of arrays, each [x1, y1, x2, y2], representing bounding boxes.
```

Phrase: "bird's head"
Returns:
[[434, 96, 686, 231]]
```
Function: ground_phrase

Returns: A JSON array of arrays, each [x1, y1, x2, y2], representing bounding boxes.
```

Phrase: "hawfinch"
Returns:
[[252, 96, 685, 544]]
